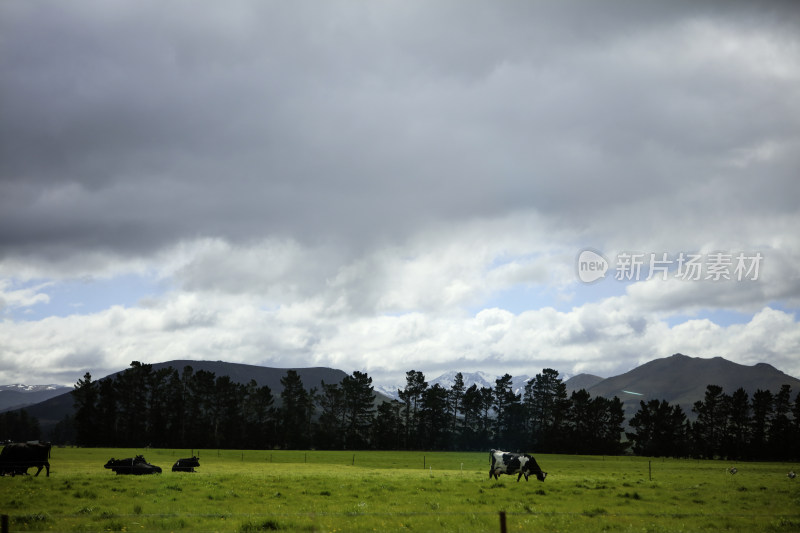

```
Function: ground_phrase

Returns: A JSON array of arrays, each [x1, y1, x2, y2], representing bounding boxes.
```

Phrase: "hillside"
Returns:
[[145, 360, 352, 396], [587, 353, 800, 421], [14, 354, 800, 438], [0, 384, 71, 412], [19, 361, 389, 436], [379, 370, 523, 400], [565, 373, 604, 393]]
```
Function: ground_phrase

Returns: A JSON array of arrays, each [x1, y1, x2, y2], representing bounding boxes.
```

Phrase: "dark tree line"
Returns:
[[66, 362, 799, 460], [0, 409, 41, 442], [72, 362, 280, 449], [68, 363, 625, 454], [626, 384, 800, 460], [375, 369, 626, 455]]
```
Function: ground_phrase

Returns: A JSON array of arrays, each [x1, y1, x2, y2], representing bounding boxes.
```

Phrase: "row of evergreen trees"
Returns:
[[627, 384, 800, 460], [67, 363, 625, 453], [64, 362, 800, 460], [0, 409, 42, 442]]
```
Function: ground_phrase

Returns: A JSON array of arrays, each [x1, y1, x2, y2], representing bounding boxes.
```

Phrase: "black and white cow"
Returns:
[[172, 456, 200, 472], [489, 449, 547, 482], [104, 455, 162, 475], [0, 442, 51, 477]]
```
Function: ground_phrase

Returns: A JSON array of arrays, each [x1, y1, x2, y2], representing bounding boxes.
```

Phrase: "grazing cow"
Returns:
[[0, 442, 51, 477], [172, 456, 200, 472], [104, 455, 162, 475], [489, 449, 547, 482]]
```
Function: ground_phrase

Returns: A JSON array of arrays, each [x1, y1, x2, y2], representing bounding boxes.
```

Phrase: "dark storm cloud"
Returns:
[[2, 0, 798, 266]]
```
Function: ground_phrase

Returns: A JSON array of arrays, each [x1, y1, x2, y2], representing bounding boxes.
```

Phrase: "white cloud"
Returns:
[[1, 1, 798, 388], [0, 280, 51, 311], [2, 263, 799, 387]]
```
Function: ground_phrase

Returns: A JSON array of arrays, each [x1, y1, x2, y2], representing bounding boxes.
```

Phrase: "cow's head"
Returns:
[[535, 471, 547, 482]]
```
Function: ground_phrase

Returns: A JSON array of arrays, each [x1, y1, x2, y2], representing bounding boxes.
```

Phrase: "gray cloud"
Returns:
[[1, 1, 799, 386], [3, 1, 798, 262]]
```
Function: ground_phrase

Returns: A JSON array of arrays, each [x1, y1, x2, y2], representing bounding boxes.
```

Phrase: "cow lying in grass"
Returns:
[[489, 449, 547, 482], [172, 456, 200, 472], [104, 455, 162, 475]]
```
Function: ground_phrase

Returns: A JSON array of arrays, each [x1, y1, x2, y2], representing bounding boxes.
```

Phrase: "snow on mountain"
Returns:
[[374, 384, 403, 400], [430, 370, 497, 390], [511, 375, 531, 396], [375, 371, 533, 400], [0, 384, 64, 393], [0, 384, 72, 413]]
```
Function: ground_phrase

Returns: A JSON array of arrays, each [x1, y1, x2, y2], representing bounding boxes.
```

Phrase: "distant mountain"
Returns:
[[511, 375, 531, 396], [587, 353, 800, 421], [416, 355, 799, 422], [374, 371, 531, 400], [0, 384, 71, 412], [373, 384, 403, 401], [14, 354, 800, 439], [1, 384, 65, 393], [16, 360, 391, 436], [376, 371, 497, 400], [430, 370, 496, 390], [144, 360, 353, 397], [565, 373, 605, 393]]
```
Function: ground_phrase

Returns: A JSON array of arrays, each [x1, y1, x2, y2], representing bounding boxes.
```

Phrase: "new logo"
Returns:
[[577, 249, 609, 283]]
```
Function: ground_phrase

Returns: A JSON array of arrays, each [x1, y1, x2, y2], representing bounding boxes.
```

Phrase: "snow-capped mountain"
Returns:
[[0, 384, 64, 393], [430, 370, 497, 390], [373, 384, 403, 400], [375, 371, 533, 400], [510, 375, 532, 396], [0, 384, 71, 412]]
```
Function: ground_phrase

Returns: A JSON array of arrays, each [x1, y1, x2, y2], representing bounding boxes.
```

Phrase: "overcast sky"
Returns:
[[1, 1, 799, 389]]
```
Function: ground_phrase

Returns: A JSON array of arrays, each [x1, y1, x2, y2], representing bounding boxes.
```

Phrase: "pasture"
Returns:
[[1, 448, 799, 532]]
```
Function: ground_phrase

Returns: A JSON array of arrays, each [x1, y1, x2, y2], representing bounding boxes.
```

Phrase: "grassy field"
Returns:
[[1, 448, 799, 532]]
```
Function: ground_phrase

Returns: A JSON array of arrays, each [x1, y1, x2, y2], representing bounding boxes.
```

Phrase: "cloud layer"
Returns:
[[1, 1, 799, 387]]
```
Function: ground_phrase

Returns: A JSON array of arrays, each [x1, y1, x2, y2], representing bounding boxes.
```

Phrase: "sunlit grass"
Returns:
[[1, 448, 798, 531]]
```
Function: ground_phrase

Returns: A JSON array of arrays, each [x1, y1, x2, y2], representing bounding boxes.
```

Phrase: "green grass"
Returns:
[[1, 448, 799, 532]]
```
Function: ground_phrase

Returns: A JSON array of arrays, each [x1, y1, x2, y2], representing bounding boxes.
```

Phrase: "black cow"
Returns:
[[489, 449, 547, 482], [0, 442, 51, 477], [104, 455, 162, 475], [172, 456, 200, 472]]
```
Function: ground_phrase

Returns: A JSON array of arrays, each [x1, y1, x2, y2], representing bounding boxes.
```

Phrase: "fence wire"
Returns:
[[6, 509, 800, 519]]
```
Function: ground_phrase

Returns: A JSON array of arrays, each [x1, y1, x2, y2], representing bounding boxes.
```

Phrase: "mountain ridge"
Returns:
[[7, 354, 800, 439], [586, 353, 800, 421], [0, 384, 72, 412], [13, 361, 389, 436]]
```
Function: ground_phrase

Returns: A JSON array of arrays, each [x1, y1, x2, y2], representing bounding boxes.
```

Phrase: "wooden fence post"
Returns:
[[499, 511, 507, 533]]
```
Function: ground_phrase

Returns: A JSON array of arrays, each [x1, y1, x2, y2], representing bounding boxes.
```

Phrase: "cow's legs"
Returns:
[[34, 464, 43, 476]]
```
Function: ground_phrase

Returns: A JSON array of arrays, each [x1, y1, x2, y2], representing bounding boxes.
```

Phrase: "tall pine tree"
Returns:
[[279, 370, 314, 449], [341, 371, 376, 449]]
